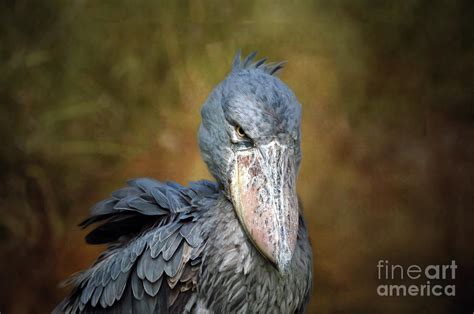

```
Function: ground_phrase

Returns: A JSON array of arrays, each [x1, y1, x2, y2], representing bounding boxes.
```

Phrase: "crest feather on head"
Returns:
[[232, 50, 286, 75]]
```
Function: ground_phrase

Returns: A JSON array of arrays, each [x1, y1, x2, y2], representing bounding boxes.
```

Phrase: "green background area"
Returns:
[[1, 1, 472, 313]]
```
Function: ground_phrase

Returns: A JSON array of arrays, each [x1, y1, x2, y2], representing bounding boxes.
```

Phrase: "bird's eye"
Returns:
[[235, 125, 247, 139]]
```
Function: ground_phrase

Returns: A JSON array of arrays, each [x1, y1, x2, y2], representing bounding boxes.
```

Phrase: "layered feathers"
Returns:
[[55, 179, 218, 313]]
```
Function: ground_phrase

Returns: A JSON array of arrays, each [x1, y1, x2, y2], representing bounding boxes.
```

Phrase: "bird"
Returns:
[[55, 50, 313, 313]]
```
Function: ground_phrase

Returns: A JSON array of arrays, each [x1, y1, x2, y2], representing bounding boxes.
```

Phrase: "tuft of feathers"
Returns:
[[232, 50, 286, 75]]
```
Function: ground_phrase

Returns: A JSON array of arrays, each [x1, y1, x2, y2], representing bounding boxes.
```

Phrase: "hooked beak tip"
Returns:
[[276, 259, 292, 275], [275, 242, 295, 274]]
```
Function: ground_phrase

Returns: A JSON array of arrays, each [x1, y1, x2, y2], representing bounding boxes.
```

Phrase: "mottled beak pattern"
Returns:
[[230, 141, 299, 272]]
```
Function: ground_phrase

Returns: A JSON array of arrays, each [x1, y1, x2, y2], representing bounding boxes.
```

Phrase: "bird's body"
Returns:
[[197, 190, 312, 313], [56, 51, 313, 313]]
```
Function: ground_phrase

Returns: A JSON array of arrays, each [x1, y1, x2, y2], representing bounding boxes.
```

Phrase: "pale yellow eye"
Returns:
[[235, 125, 247, 138]]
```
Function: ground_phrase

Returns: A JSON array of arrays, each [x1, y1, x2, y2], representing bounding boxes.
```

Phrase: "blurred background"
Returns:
[[1, 1, 473, 313]]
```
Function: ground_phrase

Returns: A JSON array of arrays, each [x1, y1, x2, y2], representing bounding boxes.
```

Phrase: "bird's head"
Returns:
[[198, 51, 302, 273]]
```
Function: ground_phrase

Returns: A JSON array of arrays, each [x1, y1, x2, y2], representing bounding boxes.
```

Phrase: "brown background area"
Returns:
[[1, 1, 473, 313]]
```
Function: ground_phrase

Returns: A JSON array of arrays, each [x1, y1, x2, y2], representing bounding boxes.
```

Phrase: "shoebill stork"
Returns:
[[56, 51, 313, 313]]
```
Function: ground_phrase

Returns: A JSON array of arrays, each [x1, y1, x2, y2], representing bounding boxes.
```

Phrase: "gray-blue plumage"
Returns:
[[56, 51, 312, 313]]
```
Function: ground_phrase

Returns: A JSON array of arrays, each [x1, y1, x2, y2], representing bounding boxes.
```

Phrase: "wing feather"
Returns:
[[55, 179, 218, 313]]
